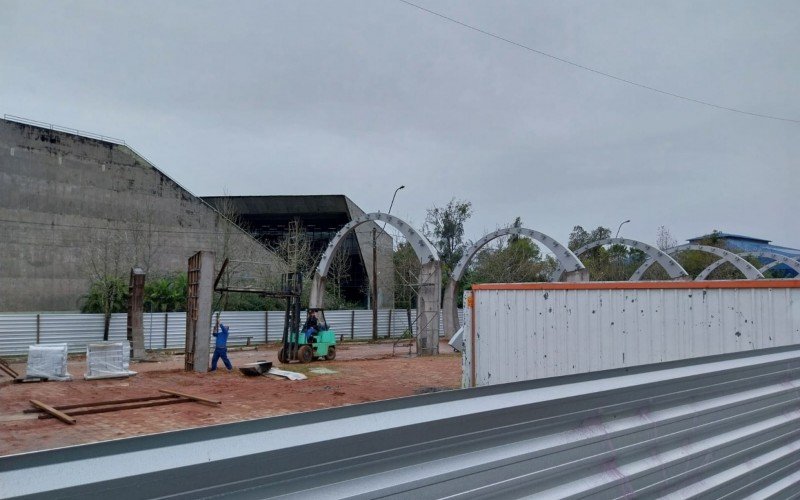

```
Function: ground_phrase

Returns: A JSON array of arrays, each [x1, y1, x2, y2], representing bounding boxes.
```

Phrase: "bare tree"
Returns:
[[656, 225, 677, 251], [81, 221, 134, 339], [325, 245, 351, 308]]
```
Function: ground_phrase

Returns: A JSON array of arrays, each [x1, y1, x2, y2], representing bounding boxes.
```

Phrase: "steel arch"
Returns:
[[633, 244, 764, 280], [309, 212, 442, 355], [698, 251, 799, 279], [443, 227, 586, 337], [743, 251, 800, 275], [316, 212, 438, 279], [571, 237, 689, 281]]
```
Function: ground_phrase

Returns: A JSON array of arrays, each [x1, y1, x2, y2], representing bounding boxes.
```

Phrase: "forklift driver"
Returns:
[[303, 309, 319, 343]]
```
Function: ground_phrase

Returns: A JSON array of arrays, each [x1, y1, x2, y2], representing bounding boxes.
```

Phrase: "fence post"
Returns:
[[350, 310, 355, 340], [387, 309, 393, 338], [163, 314, 169, 349], [265, 310, 269, 344], [36, 313, 41, 344]]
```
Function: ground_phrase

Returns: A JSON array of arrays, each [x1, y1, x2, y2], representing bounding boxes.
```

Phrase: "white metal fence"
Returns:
[[0, 309, 464, 357]]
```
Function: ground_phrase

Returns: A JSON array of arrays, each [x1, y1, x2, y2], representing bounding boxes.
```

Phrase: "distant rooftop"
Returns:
[[688, 232, 770, 244]]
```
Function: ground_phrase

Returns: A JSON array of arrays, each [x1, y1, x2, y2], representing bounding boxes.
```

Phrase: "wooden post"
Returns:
[[128, 267, 146, 359], [387, 309, 393, 338], [163, 313, 169, 349]]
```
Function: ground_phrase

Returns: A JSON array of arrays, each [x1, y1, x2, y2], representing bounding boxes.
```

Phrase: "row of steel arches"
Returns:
[[309, 213, 800, 339]]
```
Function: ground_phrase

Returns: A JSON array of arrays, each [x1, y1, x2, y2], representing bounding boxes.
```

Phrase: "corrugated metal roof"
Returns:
[[4, 346, 799, 497]]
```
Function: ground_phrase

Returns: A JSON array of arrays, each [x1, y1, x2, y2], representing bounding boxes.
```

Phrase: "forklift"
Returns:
[[213, 263, 336, 366]]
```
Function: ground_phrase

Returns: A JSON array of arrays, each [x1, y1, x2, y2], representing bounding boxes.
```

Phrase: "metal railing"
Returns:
[[4, 114, 126, 145]]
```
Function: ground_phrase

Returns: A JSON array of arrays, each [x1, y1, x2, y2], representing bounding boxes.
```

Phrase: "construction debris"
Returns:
[[25, 389, 222, 425], [239, 361, 273, 376], [0, 359, 19, 378], [267, 367, 307, 381]]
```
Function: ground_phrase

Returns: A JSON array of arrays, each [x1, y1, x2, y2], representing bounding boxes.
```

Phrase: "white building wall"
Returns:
[[466, 281, 800, 387]]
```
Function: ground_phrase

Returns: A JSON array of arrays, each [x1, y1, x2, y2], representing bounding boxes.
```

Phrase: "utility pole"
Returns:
[[372, 227, 378, 341]]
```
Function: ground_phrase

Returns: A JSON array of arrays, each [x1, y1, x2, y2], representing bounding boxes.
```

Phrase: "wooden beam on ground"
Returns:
[[38, 398, 192, 419], [30, 400, 76, 425], [159, 389, 221, 406], [24, 395, 178, 414], [0, 361, 19, 378]]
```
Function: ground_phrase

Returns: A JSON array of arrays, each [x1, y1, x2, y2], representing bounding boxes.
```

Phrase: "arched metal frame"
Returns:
[[570, 237, 689, 281], [443, 227, 586, 337], [451, 227, 586, 283], [633, 244, 764, 280], [316, 213, 438, 279], [743, 251, 800, 276], [697, 250, 800, 280], [309, 212, 442, 355]]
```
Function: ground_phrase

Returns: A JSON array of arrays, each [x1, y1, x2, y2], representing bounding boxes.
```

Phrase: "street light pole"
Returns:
[[615, 219, 631, 239], [373, 185, 405, 341]]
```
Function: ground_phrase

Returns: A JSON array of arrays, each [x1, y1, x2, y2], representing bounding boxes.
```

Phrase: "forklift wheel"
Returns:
[[277, 347, 288, 364], [325, 346, 336, 361], [298, 345, 313, 364]]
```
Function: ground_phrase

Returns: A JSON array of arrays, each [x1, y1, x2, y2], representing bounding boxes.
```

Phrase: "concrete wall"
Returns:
[[0, 118, 284, 311], [344, 198, 395, 308]]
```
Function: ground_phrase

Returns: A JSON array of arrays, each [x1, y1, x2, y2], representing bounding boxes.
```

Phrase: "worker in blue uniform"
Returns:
[[210, 317, 233, 372]]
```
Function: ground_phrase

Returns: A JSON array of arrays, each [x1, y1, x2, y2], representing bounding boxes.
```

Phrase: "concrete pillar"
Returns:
[[442, 279, 460, 339], [185, 251, 215, 372], [416, 261, 441, 356], [309, 272, 326, 309]]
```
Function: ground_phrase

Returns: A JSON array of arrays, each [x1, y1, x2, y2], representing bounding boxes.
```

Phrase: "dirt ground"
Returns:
[[0, 341, 461, 457]]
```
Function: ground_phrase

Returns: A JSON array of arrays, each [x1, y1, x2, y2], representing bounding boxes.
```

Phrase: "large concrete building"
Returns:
[[203, 195, 394, 307], [0, 116, 284, 311]]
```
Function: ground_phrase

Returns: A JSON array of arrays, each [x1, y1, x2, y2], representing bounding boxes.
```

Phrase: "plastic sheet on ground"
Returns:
[[26, 344, 72, 381], [267, 367, 307, 380], [85, 342, 137, 380]]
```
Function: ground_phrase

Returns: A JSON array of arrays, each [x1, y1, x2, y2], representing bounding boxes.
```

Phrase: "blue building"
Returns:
[[687, 233, 800, 278]]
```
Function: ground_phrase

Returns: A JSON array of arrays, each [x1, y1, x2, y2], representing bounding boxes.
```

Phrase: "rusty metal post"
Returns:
[[185, 251, 214, 372], [128, 267, 146, 359]]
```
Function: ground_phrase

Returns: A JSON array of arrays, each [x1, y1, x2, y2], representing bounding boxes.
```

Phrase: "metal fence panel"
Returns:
[[165, 312, 187, 349], [0, 313, 38, 357], [469, 281, 800, 387], [0, 309, 465, 356]]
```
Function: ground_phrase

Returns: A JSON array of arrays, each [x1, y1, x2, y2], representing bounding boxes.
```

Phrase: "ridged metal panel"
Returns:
[[141, 313, 167, 350], [37, 314, 126, 354], [165, 312, 187, 349], [0, 309, 466, 356], [209, 311, 266, 347], [470, 284, 800, 386], [0, 313, 38, 357], [4, 347, 799, 498]]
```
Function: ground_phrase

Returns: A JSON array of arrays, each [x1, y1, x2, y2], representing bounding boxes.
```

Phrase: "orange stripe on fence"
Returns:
[[471, 280, 800, 291]]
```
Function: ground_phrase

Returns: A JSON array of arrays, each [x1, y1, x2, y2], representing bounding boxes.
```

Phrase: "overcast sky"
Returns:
[[2, 0, 798, 250]]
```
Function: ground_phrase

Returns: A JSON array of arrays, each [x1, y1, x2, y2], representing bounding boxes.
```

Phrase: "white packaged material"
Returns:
[[26, 344, 72, 381], [85, 342, 137, 380]]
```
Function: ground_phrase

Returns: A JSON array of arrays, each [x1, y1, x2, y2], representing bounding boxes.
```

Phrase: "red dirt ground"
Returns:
[[0, 341, 461, 456]]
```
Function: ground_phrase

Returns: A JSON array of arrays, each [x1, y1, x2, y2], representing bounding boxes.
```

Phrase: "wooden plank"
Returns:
[[0, 359, 19, 378], [30, 400, 76, 425], [159, 389, 221, 406], [24, 394, 178, 413], [38, 398, 192, 419]]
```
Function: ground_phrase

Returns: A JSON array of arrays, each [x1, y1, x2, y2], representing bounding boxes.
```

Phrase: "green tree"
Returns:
[[81, 277, 129, 315], [424, 198, 472, 277]]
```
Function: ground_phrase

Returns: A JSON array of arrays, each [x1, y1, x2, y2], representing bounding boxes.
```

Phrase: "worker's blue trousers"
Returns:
[[211, 347, 232, 371]]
